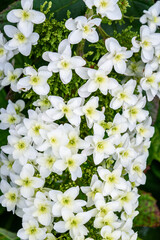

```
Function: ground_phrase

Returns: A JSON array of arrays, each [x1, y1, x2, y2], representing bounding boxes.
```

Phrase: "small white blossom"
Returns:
[[45, 96, 83, 126], [65, 16, 101, 44], [17, 66, 52, 95], [7, 0, 45, 37], [98, 166, 127, 196], [0, 33, 13, 63], [1, 62, 23, 91], [77, 67, 118, 97], [132, 25, 160, 62], [75, 96, 104, 128], [140, 1, 160, 32], [43, 39, 86, 84], [17, 218, 46, 240], [94, 0, 122, 20], [4, 25, 39, 56], [81, 175, 104, 207], [54, 147, 87, 181], [49, 186, 86, 217], [110, 80, 137, 110], [98, 38, 133, 74], [54, 209, 94, 239], [15, 164, 44, 198]]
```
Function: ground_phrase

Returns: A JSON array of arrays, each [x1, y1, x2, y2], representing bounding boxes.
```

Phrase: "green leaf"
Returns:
[[0, 228, 18, 240], [134, 191, 160, 228], [147, 99, 160, 165]]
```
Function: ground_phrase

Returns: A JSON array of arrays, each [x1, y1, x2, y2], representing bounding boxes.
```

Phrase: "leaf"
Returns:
[[147, 99, 160, 165], [134, 191, 160, 228], [127, 0, 154, 17], [0, 228, 18, 240]]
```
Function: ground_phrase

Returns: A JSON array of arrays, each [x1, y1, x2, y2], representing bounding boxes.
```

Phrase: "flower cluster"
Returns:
[[0, 0, 160, 240]]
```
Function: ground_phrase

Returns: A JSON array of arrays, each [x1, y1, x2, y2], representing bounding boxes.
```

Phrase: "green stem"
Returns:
[[76, 39, 86, 56], [97, 26, 110, 40], [123, 15, 139, 20]]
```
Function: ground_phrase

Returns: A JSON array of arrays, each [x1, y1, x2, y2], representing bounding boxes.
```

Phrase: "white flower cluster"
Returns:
[[0, 0, 46, 90], [0, 0, 160, 240], [131, 1, 160, 101]]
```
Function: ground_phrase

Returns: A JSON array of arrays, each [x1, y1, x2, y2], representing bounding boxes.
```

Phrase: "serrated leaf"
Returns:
[[134, 191, 160, 228], [0, 228, 18, 240]]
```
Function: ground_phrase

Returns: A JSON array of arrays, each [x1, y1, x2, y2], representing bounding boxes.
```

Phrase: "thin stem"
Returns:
[[123, 15, 139, 20], [97, 26, 110, 40]]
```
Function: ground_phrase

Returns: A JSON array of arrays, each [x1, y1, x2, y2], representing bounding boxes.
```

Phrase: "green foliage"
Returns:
[[0, 228, 19, 240], [134, 191, 160, 228], [147, 100, 160, 164]]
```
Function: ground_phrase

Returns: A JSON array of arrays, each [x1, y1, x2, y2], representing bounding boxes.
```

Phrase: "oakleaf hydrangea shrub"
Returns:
[[0, 0, 160, 239]]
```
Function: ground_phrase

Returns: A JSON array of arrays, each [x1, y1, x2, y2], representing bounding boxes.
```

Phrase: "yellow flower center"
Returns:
[[21, 10, 30, 21], [30, 76, 41, 86], [16, 33, 26, 43], [100, 0, 108, 8], [0, 47, 5, 56]]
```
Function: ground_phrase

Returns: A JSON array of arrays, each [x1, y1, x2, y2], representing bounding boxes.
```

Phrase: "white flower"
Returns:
[[94, 210, 120, 229], [4, 25, 39, 56], [37, 125, 68, 156], [125, 60, 144, 77], [49, 186, 86, 217], [110, 80, 137, 110], [98, 38, 133, 74], [33, 96, 51, 111], [77, 67, 118, 97], [140, 66, 160, 101], [140, 1, 160, 33], [23, 109, 46, 145], [0, 180, 20, 211], [94, 0, 122, 20], [132, 26, 160, 63], [65, 16, 101, 44], [54, 147, 87, 181], [98, 166, 127, 196], [37, 149, 60, 178], [147, 45, 160, 71], [7, 0, 45, 37], [115, 143, 137, 168], [42, 39, 86, 84], [128, 155, 146, 186], [64, 124, 88, 153], [0, 103, 22, 130], [32, 192, 52, 226], [84, 130, 115, 165], [17, 66, 52, 95], [123, 95, 149, 131], [15, 164, 44, 198], [17, 218, 46, 240], [75, 96, 104, 128], [113, 188, 139, 215], [45, 96, 83, 126], [54, 209, 94, 238], [136, 117, 154, 145], [81, 175, 104, 207], [106, 113, 128, 136], [94, 193, 120, 217], [0, 152, 21, 177], [2, 134, 37, 165], [0, 33, 13, 63], [101, 226, 121, 240], [1, 62, 23, 92]]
